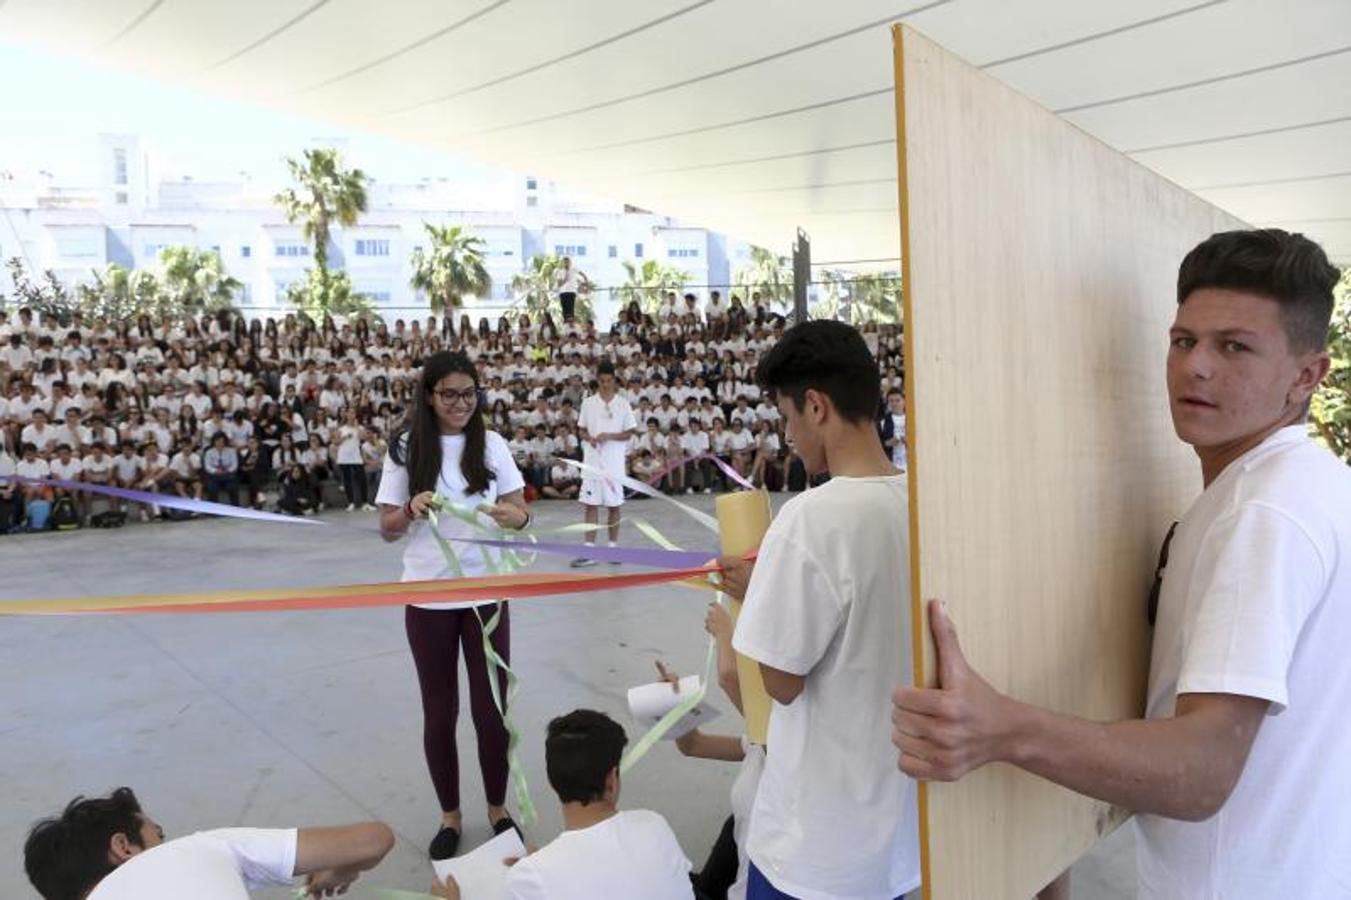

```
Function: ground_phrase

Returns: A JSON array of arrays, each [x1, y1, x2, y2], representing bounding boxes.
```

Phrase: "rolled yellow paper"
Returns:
[[715, 489, 773, 745]]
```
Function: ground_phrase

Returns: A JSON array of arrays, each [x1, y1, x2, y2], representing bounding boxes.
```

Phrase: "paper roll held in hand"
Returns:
[[715, 489, 773, 745], [627, 674, 722, 739]]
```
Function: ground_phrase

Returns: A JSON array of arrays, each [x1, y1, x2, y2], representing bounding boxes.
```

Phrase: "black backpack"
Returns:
[[50, 495, 81, 531], [90, 510, 127, 528]]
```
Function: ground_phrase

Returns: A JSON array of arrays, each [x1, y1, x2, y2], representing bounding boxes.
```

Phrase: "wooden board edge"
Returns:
[[892, 22, 934, 900]]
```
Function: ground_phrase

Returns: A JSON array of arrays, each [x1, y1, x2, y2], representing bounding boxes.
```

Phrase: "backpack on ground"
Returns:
[[90, 510, 128, 529], [50, 496, 81, 531], [26, 499, 52, 531]]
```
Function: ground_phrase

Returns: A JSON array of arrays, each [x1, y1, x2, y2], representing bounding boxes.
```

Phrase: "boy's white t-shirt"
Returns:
[[577, 393, 637, 507], [504, 810, 693, 900], [88, 828, 297, 900], [82, 454, 114, 481], [376, 430, 525, 608], [15, 458, 49, 480], [733, 474, 921, 900], [50, 457, 82, 481], [1136, 427, 1351, 899]]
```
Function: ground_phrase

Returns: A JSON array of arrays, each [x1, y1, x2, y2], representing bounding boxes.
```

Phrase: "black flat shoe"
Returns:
[[491, 815, 521, 840], [429, 825, 461, 860]]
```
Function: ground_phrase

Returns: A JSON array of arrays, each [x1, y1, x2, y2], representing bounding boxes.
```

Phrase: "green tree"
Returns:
[[811, 270, 901, 324], [615, 259, 691, 314], [732, 246, 793, 309], [1311, 269, 1351, 463], [274, 147, 369, 313], [75, 264, 160, 321], [284, 269, 374, 319], [157, 246, 240, 313], [409, 223, 491, 313], [5, 257, 77, 320], [510, 253, 593, 320]]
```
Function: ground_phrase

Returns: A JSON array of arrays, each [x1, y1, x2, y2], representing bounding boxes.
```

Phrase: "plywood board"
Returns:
[[891, 24, 1246, 900]]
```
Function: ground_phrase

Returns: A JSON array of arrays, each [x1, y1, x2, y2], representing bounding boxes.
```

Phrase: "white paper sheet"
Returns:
[[431, 827, 526, 900]]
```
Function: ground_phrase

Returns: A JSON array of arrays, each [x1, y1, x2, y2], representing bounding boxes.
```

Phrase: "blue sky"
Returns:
[[0, 40, 504, 187]]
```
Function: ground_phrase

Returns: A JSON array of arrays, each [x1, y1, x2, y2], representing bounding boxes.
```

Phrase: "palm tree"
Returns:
[[615, 259, 691, 314], [76, 263, 163, 321], [274, 148, 368, 312], [815, 270, 901, 324], [733, 246, 793, 309], [510, 253, 593, 320], [409, 223, 491, 313], [157, 246, 241, 312]]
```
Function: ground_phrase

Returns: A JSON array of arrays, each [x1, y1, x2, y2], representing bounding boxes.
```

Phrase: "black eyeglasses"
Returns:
[[1146, 521, 1179, 626], [432, 388, 478, 407]]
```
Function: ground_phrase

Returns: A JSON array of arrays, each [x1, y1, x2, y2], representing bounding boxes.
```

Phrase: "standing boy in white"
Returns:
[[727, 320, 920, 900], [892, 229, 1351, 899], [571, 361, 637, 568]]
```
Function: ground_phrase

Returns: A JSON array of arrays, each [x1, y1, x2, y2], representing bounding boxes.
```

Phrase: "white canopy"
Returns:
[[3, 0, 1348, 263]]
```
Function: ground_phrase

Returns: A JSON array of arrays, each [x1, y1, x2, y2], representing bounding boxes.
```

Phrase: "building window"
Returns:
[[668, 248, 700, 258], [608, 245, 618, 258], [634, 243, 644, 258], [368, 291, 392, 304], [526, 196, 538, 208], [526, 177, 537, 191], [115, 191, 128, 205], [275, 243, 311, 258], [113, 148, 128, 186], [553, 244, 587, 257], [241, 245, 251, 258], [355, 238, 391, 257]]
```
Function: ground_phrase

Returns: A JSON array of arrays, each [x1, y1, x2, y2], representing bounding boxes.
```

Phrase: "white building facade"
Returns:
[[0, 135, 753, 326]]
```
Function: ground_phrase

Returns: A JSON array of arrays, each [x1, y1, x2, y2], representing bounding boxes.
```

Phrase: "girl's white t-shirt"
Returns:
[[376, 430, 525, 609], [335, 425, 363, 465]]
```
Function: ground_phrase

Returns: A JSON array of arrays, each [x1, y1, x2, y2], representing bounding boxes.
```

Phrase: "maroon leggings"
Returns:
[[405, 604, 511, 812]]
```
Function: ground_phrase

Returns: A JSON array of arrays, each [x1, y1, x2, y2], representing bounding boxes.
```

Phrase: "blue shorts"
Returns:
[[747, 862, 911, 900]]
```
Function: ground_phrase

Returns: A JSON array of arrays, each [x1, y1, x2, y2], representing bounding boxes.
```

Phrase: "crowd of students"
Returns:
[[15, 228, 1351, 900], [0, 294, 904, 531]]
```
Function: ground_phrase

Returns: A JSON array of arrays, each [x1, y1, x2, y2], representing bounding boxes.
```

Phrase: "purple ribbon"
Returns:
[[644, 452, 757, 492], [1, 476, 321, 525], [451, 535, 715, 569], [1, 476, 715, 569]]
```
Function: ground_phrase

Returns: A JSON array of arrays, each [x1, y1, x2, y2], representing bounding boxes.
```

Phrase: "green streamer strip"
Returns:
[[426, 498, 538, 832], [620, 630, 718, 775]]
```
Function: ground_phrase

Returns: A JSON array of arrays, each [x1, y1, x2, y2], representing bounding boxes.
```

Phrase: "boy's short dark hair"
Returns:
[[755, 320, 880, 424], [1177, 229, 1340, 352], [25, 788, 146, 900], [545, 709, 628, 806], [596, 361, 616, 378]]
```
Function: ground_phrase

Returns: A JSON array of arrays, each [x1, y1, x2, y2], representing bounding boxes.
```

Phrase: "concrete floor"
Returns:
[[0, 495, 1136, 899]]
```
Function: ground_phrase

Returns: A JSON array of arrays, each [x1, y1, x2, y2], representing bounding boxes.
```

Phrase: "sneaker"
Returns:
[[570, 556, 598, 568], [362, 503, 377, 512], [428, 825, 460, 861], [491, 815, 521, 840], [345, 503, 355, 512]]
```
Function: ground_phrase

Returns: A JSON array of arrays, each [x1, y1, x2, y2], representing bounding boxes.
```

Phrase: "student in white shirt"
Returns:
[[442, 709, 693, 900], [377, 351, 530, 861], [660, 602, 764, 900], [571, 361, 638, 568], [15, 444, 52, 504], [883, 388, 906, 472], [893, 229, 1351, 900], [728, 320, 920, 900], [21, 410, 59, 457], [23, 786, 394, 900], [681, 419, 714, 493], [334, 408, 370, 511]]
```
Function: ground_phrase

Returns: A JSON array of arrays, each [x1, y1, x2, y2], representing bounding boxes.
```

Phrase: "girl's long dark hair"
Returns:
[[393, 351, 491, 496]]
